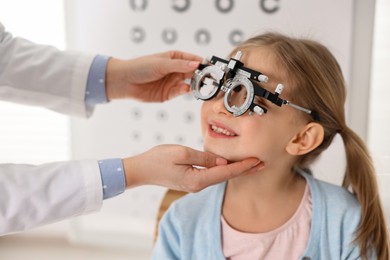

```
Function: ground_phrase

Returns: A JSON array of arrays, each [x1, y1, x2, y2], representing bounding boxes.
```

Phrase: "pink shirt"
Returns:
[[221, 185, 312, 260]]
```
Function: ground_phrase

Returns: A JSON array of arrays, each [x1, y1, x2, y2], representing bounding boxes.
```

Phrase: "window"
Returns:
[[368, 0, 390, 221], [0, 0, 70, 165]]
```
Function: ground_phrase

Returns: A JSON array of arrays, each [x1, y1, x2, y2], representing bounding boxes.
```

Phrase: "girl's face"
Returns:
[[200, 47, 307, 164]]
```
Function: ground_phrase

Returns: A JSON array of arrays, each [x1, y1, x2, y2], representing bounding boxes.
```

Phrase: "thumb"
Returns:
[[195, 158, 263, 189], [179, 149, 222, 168], [205, 158, 262, 179]]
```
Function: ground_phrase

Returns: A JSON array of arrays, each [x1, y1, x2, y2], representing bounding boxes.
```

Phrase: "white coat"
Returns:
[[0, 22, 103, 235]]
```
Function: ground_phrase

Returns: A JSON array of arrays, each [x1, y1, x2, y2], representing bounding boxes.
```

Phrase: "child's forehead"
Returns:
[[233, 47, 291, 91], [240, 48, 279, 73]]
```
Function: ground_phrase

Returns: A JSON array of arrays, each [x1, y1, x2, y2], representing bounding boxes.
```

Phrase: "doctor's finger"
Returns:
[[161, 50, 203, 62], [159, 59, 200, 75]]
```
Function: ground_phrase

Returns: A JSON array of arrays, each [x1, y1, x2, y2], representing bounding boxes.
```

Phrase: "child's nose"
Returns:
[[212, 96, 230, 115]]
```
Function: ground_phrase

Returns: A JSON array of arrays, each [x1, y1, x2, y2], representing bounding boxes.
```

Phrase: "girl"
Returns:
[[152, 33, 389, 259]]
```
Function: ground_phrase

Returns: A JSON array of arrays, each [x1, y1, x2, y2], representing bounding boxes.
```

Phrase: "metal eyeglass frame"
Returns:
[[190, 51, 315, 118]]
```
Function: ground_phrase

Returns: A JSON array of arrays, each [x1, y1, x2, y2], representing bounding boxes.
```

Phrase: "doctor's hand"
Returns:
[[122, 144, 263, 192], [105, 51, 201, 102]]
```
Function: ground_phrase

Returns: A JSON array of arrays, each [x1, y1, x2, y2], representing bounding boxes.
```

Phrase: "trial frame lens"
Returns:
[[191, 65, 225, 100], [224, 76, 255, 116]]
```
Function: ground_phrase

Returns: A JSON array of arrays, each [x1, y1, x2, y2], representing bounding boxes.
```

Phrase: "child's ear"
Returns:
[[286, 122, 324, 155]]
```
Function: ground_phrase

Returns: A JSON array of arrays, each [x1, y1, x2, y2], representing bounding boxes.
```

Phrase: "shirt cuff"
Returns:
[[85, 55, 110, 109], [98, 159, 126, 200]]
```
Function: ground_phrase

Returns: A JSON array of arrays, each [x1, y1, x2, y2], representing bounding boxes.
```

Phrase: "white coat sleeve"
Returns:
[[0, 22, 103, 235], [0, 160, 103, 235], [0, 22, 95, 117]]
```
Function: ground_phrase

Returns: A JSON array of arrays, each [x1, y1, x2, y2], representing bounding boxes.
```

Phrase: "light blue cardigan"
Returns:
[[152, 171, 372, 260]]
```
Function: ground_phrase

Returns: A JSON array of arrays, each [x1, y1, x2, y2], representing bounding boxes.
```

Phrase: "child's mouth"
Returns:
[[210, 124, 237, 137]]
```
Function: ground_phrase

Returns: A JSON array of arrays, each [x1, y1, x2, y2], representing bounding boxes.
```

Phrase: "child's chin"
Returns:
[[204, 147, 227, 157], [204, 147, 244, 162]]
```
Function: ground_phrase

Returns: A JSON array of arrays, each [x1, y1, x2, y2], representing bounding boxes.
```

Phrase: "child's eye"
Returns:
[[227, 85, 247, 106], [233, 85, 243, 93]]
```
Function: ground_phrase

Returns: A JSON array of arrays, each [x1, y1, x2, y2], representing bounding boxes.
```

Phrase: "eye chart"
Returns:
[[66, 0, 366, 251]]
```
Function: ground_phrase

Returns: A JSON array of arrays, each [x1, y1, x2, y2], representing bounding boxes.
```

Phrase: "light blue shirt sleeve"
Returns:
[[85, 55, 110, 108], [86, 55, 126, 200], [98, 159, 126, 200]]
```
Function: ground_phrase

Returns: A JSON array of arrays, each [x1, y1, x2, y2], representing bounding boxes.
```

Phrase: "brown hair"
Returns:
[[234, 32, 389, 259]]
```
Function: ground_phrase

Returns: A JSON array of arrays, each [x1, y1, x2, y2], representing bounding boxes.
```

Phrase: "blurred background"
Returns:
[[0, 0, 388, 259]]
